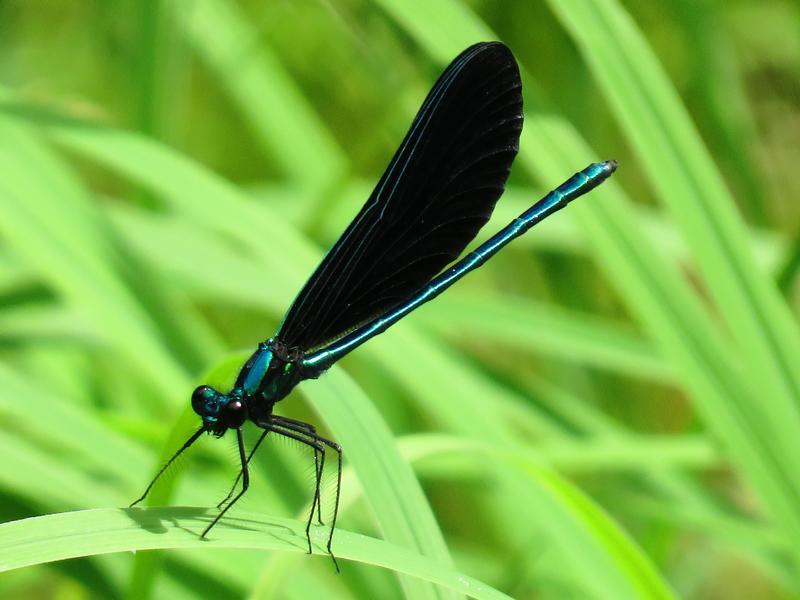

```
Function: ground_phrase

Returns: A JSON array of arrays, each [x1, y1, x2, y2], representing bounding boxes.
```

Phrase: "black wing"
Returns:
[[278, 42, 523, 351]]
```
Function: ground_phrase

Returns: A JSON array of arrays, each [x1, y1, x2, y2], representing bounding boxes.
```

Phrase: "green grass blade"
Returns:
[[0, 509, 509, 600]]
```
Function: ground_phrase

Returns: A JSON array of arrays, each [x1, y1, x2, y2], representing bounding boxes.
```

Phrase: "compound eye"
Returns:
[[191, 385, 217, 416], [223, 399, 247, 428]]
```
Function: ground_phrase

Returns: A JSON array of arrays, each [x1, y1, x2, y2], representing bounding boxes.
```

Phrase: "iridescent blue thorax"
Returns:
[[191, 338, 304, 435], [235, 338, 303, 402]]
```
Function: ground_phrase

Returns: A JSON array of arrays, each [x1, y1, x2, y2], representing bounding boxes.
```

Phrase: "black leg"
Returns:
[[216, 429, 269, 509], [273, 415, 317, 432], [312, 446, 324, 525], [269, 423, 325, 557], [272, 416, 324, 525], [310, 433, 342, 568], [201, 428, 249, 538], [271, 416, 342, 573], [131, 427, 204, 507]]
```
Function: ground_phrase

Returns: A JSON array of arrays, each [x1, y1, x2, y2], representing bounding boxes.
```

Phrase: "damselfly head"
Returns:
[[192, 385, 228, 436], [191, 385, 248, 435], [191, 385, 220, 418]]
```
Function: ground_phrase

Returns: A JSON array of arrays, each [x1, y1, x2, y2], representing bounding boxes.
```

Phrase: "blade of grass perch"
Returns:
[[0, 509, 510, 600]]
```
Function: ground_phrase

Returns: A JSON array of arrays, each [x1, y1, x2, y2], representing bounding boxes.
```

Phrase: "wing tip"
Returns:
[[462, 41, 515, 64]]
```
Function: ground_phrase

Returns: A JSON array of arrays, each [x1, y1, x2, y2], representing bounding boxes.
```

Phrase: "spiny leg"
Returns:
[[130, 427, 204, 507], [313, 447, 324, 525], [310, 433, 342, 568], [270, 424, 325, 556], [201, 428, 249, 538], [272, 416, 324, 525], [217, 429, 269, 510], [272, 417, 342, 572], [274, 415, 317, 431]]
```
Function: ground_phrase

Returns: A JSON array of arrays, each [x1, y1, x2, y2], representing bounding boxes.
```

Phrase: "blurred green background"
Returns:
[[1, 1, 800, 599]]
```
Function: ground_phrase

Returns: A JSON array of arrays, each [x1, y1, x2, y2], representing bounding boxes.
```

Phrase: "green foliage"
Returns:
[[1, 0, 799, 598]]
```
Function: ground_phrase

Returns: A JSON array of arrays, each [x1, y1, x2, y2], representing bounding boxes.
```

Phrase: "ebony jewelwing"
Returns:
[[132, 41, 616, 570]]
